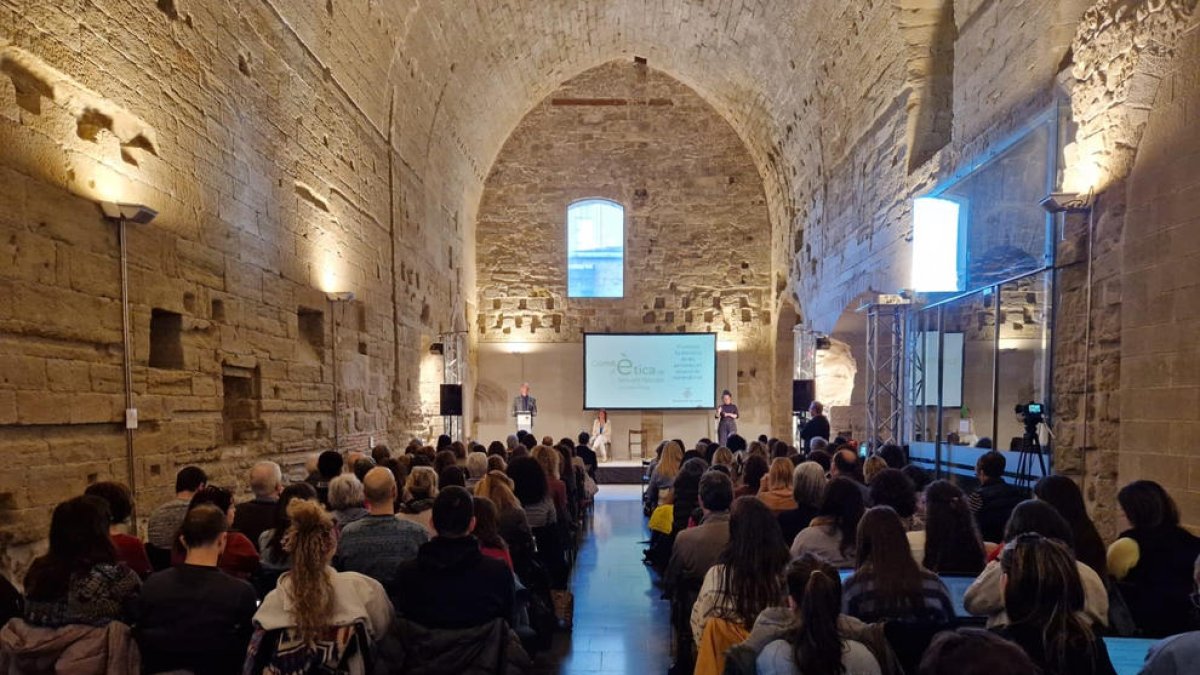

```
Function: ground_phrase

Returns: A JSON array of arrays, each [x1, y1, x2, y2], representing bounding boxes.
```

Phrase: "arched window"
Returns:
[[567, 199, 624, 298]]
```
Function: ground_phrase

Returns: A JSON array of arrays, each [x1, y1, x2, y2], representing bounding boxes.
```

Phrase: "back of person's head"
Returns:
[[249, 461, 282, 498], [1117, 479, 1180, 530], [466, 452, 488, 479], [487, 454, 507, 473], [83, 481, 134, 525], [352, 457, 376, 482], [809, 437, 828, 453], [472, 496, 506, 550], [475, 470, 521, 511], [741, 454, 770, 491], [674, 457, 709, 494], [1001, 534, 1093, 673], [189, 485, 234, 515], [488, 440, 507, 456], [656, 441, 684, 479], [868, 469, 916, 518], [923, 480, 984, 575], [863, 455, 888, 485], [976, 451, 1006, 481], [362, 467, 397, 508], [1003, 499, 1073, 547], [175, 465, 208, 493], [856, 506, 923, 607], [431, 486, 474, 537], [877, 443, 906, 469], [317, 450, 344, 479], [712, 446, 734, 467], [818, 477, 866, 557], [450, 441, 466, 460], [267, 482, 318, 554], [698, 471, 734, 512], [25, 495, 115, 600], [718, 497, 789, 628], [726, 434, 747, 453], [436, 434, 452, 451], [974, 437, 993, 449], [405, 466, 439, 501], [370, 444, 392, 463], [792, 461, 827, 508], [179, 503, 227, 549], [767, 458, 794, 490], [531, 445, 561, 479], [1034, 474, 1108, 574], [285, 498, 336, 642], [783, 554, 844, 675], [832, 448, 859, 478], [807, 449, 832, 472], [577, 431, 591, 446], [507, 456, 548, 506], [918, 628, 1039, 675], [327, 474, 365, 511], [438, 465, 466, 489], [901, 463, 932, 492], [434, 450, 457, 474], [506, 434, 520, 451]]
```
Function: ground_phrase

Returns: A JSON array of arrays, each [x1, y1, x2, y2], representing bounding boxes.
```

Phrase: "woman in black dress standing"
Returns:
[[716, 390, 739, 447]]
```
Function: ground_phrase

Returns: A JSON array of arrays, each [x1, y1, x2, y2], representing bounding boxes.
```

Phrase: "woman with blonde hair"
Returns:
[[645, 440, 684, 512], [251, 499, 392, 671], [474, 470, 534, 560], [532, 444, 569, 522], [712, 446, 734, 469], [759, 458, 799, 513], [397, 466, 438, 534]]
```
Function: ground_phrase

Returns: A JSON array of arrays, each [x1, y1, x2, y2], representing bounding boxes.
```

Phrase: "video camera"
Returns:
[[1014, 402, 1044, 430]]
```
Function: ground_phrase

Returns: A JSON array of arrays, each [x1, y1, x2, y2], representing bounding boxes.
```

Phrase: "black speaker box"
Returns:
[[792, 379, 815, 413], [439, 384, 463, 416]]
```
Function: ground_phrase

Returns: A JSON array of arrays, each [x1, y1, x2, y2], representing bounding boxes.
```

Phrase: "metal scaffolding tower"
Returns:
[[859, 295, 911, 447]]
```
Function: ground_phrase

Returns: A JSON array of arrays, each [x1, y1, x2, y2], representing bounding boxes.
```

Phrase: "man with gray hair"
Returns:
[[335, 467, 429, 587], [800, 400, 831, 450], [233, 460, 282, 550]]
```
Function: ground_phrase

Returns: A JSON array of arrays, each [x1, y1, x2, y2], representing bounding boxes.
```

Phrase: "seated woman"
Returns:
[[993, 534, 1117, 675], [777, 462, 825, 546], [171, 486, 260, 580], [755, 554, 882, 675], [916, 480, 985, 575], [327, 474, 368, 533], [473, 470, 533, 557], [758, 459, 799, 514], [397, 466, 439, 534], [690, 497, 789, 647], [83, 481, 152, 578], [250, 499, 393, 672], [472, 497, 513, 570], [646, 441, 684, 512], [258, 483, 320, 577], [1033, 475, 1107, 578], [868, 469, 921, 533], [23, 495, 141, 627], [1108, 480, 1200, 637], [590, 409, 611, 463], [734, 455, 769, 499], [842, 506, 954, 624], [964, 500, 1108, 628], [790, 477, 865, 568]]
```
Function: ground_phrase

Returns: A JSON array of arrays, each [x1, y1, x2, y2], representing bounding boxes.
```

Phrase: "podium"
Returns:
[[516, 412, 534, 433]]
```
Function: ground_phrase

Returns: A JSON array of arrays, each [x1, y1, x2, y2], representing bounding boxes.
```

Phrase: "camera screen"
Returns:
[[1027, 403, 1042, 414]]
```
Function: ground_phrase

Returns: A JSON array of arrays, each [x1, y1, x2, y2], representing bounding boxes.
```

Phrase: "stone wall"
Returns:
[[474, 61, 775, 435]]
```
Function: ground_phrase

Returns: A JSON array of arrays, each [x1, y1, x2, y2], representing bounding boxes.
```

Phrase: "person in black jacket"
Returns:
[[390, 486, 515, 629], [136, 504, 258, 675], [968, 451, 1026, 544], [799, 401, 831, 450]]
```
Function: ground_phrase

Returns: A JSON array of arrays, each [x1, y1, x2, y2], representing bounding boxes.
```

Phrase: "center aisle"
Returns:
[[538, 485, 672, 674]]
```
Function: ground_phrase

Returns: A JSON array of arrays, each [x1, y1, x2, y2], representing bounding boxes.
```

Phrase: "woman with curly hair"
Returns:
[[251, 499, 392, 670]]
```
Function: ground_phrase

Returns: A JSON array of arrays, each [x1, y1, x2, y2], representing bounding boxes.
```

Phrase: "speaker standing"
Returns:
[[512, 382, 537, 433]]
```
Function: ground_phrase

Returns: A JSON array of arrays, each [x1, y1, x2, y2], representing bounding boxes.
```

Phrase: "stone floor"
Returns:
[[533, 485, 672, 674]]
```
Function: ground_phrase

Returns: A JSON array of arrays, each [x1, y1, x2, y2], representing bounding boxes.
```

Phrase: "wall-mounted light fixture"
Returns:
[[99, 200, 157, 526], [1039, 191, 1094, 214], [326, 291, 355, 451]]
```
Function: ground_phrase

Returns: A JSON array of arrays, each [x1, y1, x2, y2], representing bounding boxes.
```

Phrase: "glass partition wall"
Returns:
[[904, 108, 1058, 483]]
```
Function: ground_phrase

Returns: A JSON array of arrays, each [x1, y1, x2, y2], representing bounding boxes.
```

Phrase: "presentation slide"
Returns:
[[918, 331, 964, 407], [584, 333, 717, 410]]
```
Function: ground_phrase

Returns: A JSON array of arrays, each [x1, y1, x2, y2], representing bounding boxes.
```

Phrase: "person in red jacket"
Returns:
[[171, 486, 260, 580], [84, 481, 152, 578]]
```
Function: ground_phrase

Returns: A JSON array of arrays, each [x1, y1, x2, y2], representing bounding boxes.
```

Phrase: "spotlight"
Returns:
[[429, 342, 445, 355], [325, 291, 355, 303], [99, 201, 157, 224], [815, 336, 832, 351], [1039, 192, 1093, 214]]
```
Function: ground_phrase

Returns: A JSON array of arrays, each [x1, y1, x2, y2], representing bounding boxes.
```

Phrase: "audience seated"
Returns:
[[465, 451, 488, 490], [391, 486, 515, 629], [917, 628, 1038, 675], [1033, 475, 1107, 578], [336, 467, 429, 587], [735, 454, 769, 500], [647, 441, 684, 511], [256, 482, 319, 594], [877, 444, 907, 470], [306, 450, 343, 507], [842, 506, 954, 624], [993, 534, 1116, 675], [172, 486, 260, 580], [532, 445, 570, 523], [1108, 480, 1200, 637], [0, 575, 20, 628], [964, 499, 1108, 628], [147, 465, 207, 551], [917, 480, 984, 575], [397, 466, 439, 534], [487, 454, 508, 473], [250, 498, 392, 672], [352, 456, 376, 482], [967, 451, 1025, 544], [902, 464, 932, 493], [233, 461, 283, 551], [474, 470, 535, 559], [690, 497, 789, 646], [83, 481, 152, 578], [666, 471, 733, 596], [777, 462, 824, 545], [791, 476, 865, 567], [869, 468, 921, 535], [371, 444, 392, 464], [328, 474, 369, 532], [136, 503, 258, 674], [671, 458, 708, 533], [1138, 553, 1200, 674], [754, 554, 883, 675], [509, 455, 568, 587], [759, 458, 799, 513], [863, 455, 888, 486], [472, 497, 514, 570]]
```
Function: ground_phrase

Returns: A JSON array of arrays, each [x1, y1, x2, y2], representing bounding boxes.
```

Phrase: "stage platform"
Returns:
[[595, 460, 647, 485]]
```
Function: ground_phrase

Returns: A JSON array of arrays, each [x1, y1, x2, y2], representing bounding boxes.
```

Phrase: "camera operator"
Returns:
[[967, 450, 1027, 544]]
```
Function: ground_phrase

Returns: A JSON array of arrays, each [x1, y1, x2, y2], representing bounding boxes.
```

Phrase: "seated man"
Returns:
[[968, 451, 1025, 544], [136, 504, 258, 674], [232, 461, 283, 550], [336, 467, 429, 586], [390, 486, 514, 629], [146, 466, 207, 551], [307, 450, 343, 506], [665, 471, 733, 595]]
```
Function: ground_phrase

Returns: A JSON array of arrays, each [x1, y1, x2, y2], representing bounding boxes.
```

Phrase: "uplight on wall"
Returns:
[[911, 196, 962, 293], [717, 339, 738, 352]]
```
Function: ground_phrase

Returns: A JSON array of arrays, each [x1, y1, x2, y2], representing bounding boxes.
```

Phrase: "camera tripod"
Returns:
[[1015, 421, 1048, 488]]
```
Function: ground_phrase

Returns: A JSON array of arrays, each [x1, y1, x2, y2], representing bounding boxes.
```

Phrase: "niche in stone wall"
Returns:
[[149, 309, 184, 369], [222, 364, 264, 443], [297, 307, 325, 363]]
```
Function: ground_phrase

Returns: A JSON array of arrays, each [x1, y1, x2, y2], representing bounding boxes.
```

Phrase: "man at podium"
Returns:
[[512, 382, 537, 432]]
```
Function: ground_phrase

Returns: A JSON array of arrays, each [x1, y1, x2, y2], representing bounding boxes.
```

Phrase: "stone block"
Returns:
[[0, 354, 47, 389], [46, 359, 91, 393], [15, 391, 74, 425]]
